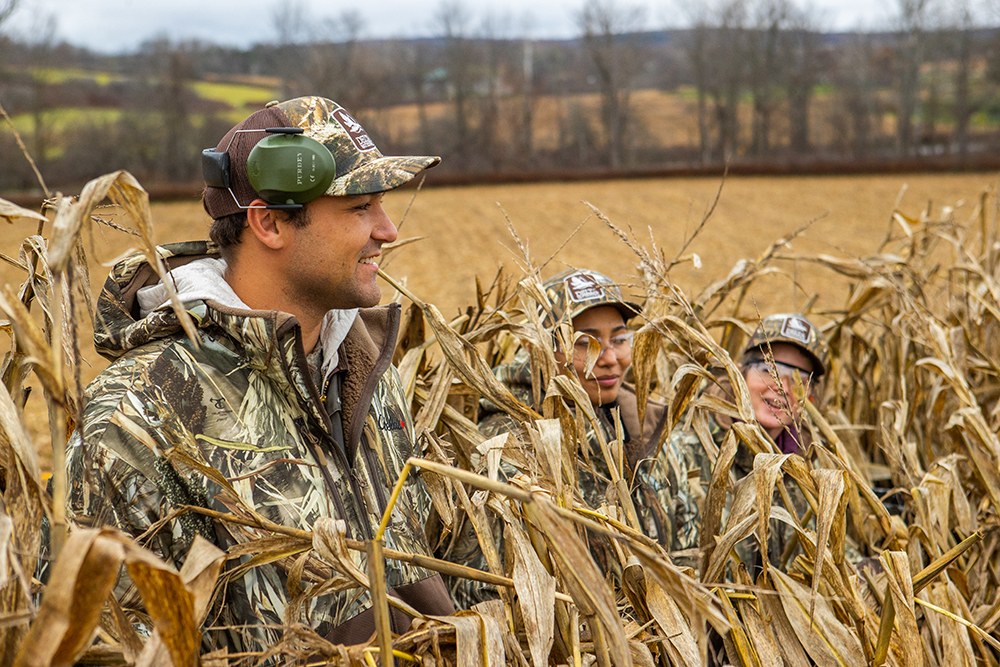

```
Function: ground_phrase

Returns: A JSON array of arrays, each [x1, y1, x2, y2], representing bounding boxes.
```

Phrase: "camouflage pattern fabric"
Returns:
[[61, 241, 447, 652], [541, 268, 640, 328], [637, 415, 713, 565], [446, 355, 687, 608], [743, 313, 829, 377], [279, 97, 440, 198]]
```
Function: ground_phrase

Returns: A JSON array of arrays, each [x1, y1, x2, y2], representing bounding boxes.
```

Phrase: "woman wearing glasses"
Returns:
[[663, 313, 829, 581], [478, 268, 666, 481], [738, 314, 827, 454], [443, 270, 675, 608]]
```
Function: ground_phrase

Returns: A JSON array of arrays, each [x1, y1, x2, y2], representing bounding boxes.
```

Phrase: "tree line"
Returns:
[[1, 0, 1000, 194]]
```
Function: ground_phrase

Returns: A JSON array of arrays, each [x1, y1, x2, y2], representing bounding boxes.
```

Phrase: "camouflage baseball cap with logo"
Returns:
[[203, 96, 441, 220], [541, 269, 641, 327], [742, 313, 829, 376]]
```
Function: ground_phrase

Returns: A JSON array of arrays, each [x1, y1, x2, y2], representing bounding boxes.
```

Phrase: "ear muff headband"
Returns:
[[201, 127, 336, 210]]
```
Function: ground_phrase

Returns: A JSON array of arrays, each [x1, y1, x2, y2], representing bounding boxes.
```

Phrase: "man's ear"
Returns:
[[245, 200, 287, 250]]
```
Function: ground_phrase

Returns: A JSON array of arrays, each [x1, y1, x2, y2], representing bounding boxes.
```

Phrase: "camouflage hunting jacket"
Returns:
[[445, 356, 681, 607], [63, 241, 453, 652]]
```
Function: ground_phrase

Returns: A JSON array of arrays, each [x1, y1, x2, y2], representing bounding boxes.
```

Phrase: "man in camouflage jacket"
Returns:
[[61, 97, 454, 652]]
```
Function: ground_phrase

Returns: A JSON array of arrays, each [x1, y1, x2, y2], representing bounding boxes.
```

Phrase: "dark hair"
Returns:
[[208, 205, 312, 251], [209, 211, 247, 249]]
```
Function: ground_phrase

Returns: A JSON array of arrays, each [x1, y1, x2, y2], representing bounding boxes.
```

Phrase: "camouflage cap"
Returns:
[[203, 96, 440, 220], [742, 313, 829, 376], [542, 269, 641, 327]]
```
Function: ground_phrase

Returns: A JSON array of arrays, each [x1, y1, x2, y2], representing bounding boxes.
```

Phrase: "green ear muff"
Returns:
[[246, 131, 336, 205]]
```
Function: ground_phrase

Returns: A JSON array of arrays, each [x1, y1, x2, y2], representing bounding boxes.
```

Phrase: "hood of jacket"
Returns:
[[93, 240, 360, 388]]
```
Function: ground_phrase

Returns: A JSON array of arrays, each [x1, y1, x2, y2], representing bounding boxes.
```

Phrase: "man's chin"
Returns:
[[353, 284, 382, 309]]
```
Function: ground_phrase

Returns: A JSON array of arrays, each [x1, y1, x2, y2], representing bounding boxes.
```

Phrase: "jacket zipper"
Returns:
[[287, 311, 400, 632], [300, 420, 394, 632], [297, 418, 372, 540]]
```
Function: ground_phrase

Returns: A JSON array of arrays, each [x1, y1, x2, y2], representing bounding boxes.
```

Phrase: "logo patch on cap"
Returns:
[[565, 273, 604, 302], [780, 316, 812, 344], [331, 108, 376, 152]]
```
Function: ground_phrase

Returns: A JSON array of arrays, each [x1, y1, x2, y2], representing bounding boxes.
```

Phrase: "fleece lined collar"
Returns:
[[135, 256, 358, 386]]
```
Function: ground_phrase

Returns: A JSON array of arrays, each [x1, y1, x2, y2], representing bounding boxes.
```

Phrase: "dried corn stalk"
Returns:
[[1, 167, 999, 666]]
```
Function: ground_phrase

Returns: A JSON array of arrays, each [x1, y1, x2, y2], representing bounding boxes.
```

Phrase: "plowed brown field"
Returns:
[[4, 171, 999, 465]]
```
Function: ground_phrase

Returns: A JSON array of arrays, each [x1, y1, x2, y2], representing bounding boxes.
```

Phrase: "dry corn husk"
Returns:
[[1, 170, 1000, 666]]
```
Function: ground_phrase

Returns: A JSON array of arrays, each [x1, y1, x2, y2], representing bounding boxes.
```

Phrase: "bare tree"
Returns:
[[785, 6, 823, 154], [271, 0, 307, 98], [434, 1, 477, 167], [832, 34, 878, 158], [894, 0, 931, 157], [161, 43, 196, 181], [577, 0, 646, 169], [302, 12, 365, 107], [946, 0, 990, 163], [27, 13, 56, 175], [686, 16, 713, 163], [399, 40, 434, 155], [520, 39, 536, 162], [711, 0, 749, 160], [746, 0, 790, 156], [477, 11, 516, 170]]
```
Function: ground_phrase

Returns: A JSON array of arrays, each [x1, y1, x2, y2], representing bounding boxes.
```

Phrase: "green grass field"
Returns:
[[189, 80, 280, 111]]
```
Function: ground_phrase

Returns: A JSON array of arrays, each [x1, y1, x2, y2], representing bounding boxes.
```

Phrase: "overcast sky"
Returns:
[[1, 0, 938, 54]]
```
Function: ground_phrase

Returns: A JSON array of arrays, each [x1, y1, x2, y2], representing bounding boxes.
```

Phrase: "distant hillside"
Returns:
[[3, 21, 1000, 196]]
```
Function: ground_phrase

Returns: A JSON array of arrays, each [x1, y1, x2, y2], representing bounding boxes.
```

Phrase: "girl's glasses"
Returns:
[[573, 332, 634, 357], [744, 358, 812, 386]]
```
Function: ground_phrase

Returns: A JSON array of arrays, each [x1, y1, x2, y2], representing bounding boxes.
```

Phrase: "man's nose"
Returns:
[[372, 203, 398, 243]]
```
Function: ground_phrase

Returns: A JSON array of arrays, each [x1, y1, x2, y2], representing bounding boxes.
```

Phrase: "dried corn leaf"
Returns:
[[431, 610, 506, 667], [701, 429, 738, 571], [811, 469, 847, 609], [757, 582, 813, 666], [881, 551, 924, 667], [524, 498, 633, 667], [665, 362, 717, 441], [124, 545, 200, 667], [643, 571, 700, 667], [770, 568, 865, 667], [505, 518, 555, 667], [753, 453, 789, 573], [630, 329, 661, 433], [0, 199, 47, 226], [737, 596, 783, 667], [0, 286, 61, 400], [313, 518, 368, 587], [14, 529, 126, 667], [0, 377, 42, 495]]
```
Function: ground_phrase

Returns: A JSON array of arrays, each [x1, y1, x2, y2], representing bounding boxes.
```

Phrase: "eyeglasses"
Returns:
[[573, 331, 634, 358], [744, 358, 813, 386]]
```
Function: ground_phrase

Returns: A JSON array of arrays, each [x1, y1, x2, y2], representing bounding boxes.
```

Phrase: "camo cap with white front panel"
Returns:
[[203, 96, 440, 219], [541, 269, 641, 327], [742, 313, 829, 376]]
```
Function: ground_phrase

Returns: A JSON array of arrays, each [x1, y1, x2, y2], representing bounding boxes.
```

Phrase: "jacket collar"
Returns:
[[95, 241, 358, 383]]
